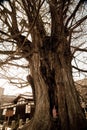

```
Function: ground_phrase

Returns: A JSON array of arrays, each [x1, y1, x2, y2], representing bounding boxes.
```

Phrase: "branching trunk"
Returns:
[[21, 52, 51, 130], [17, 2, 87, 129], [54, 58, 87, 130], [1, 1, 87, 130], [20, 35, 87, 130]]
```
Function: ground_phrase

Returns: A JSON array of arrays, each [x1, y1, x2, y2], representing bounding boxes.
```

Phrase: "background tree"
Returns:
[[0, 0, 87, 130]]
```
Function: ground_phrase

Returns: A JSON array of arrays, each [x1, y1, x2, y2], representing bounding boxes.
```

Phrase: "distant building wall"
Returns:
[[0, 87, 4, 97], [0, 87, 4, 107]]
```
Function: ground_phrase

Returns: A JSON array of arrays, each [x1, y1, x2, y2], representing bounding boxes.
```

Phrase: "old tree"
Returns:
[[0, 0, 87, 130]]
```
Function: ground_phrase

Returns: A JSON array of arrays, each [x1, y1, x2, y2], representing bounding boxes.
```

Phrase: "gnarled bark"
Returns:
[[20, 35, 87, 130]]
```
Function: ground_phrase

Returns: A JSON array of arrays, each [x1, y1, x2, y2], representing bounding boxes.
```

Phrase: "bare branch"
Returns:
[[72, 65, 87, 73], [69, 15, 87, 31], [65, 0, 84, 27], [71, 45, 87, 56], [0, 50, 16, 55]]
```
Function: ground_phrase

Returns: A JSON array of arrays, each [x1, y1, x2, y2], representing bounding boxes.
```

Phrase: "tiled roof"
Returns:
[[0, 95, 16, 105], [75, 78, 87, 104]]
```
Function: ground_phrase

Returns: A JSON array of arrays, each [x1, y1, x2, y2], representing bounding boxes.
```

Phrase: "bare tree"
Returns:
[[0, 0, 87, 130]]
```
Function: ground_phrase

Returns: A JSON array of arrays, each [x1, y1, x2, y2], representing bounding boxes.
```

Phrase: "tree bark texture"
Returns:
[[20, 34, 87, 130], [17, 1, 87, 130]]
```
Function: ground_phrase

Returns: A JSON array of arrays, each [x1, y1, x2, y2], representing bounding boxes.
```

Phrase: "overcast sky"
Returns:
[[0, 58, 32, 95]]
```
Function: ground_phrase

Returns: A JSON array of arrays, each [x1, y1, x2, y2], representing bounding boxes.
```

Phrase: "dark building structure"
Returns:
[[0, 93, 35, 124]]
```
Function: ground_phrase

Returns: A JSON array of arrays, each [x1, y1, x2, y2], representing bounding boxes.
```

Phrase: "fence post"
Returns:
[[11, 120, 16, 129], [19, 119, 23, 129]]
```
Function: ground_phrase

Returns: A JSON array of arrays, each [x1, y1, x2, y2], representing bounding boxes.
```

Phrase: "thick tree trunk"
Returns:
[[18, 35, 87, 130], [56, 68, 87, 130], [20, 35, 87, 130], [54, 51, 87, 130], [20, 52, 51, 130]]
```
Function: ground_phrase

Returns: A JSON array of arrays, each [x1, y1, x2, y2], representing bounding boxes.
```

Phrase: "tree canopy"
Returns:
[[0, 0, 87, 130], [0, 0, 87, 82]]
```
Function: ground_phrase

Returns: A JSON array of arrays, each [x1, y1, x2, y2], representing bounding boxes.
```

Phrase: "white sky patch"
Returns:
[[0, 78, 32, 95], [0, 57, 32, 95]]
